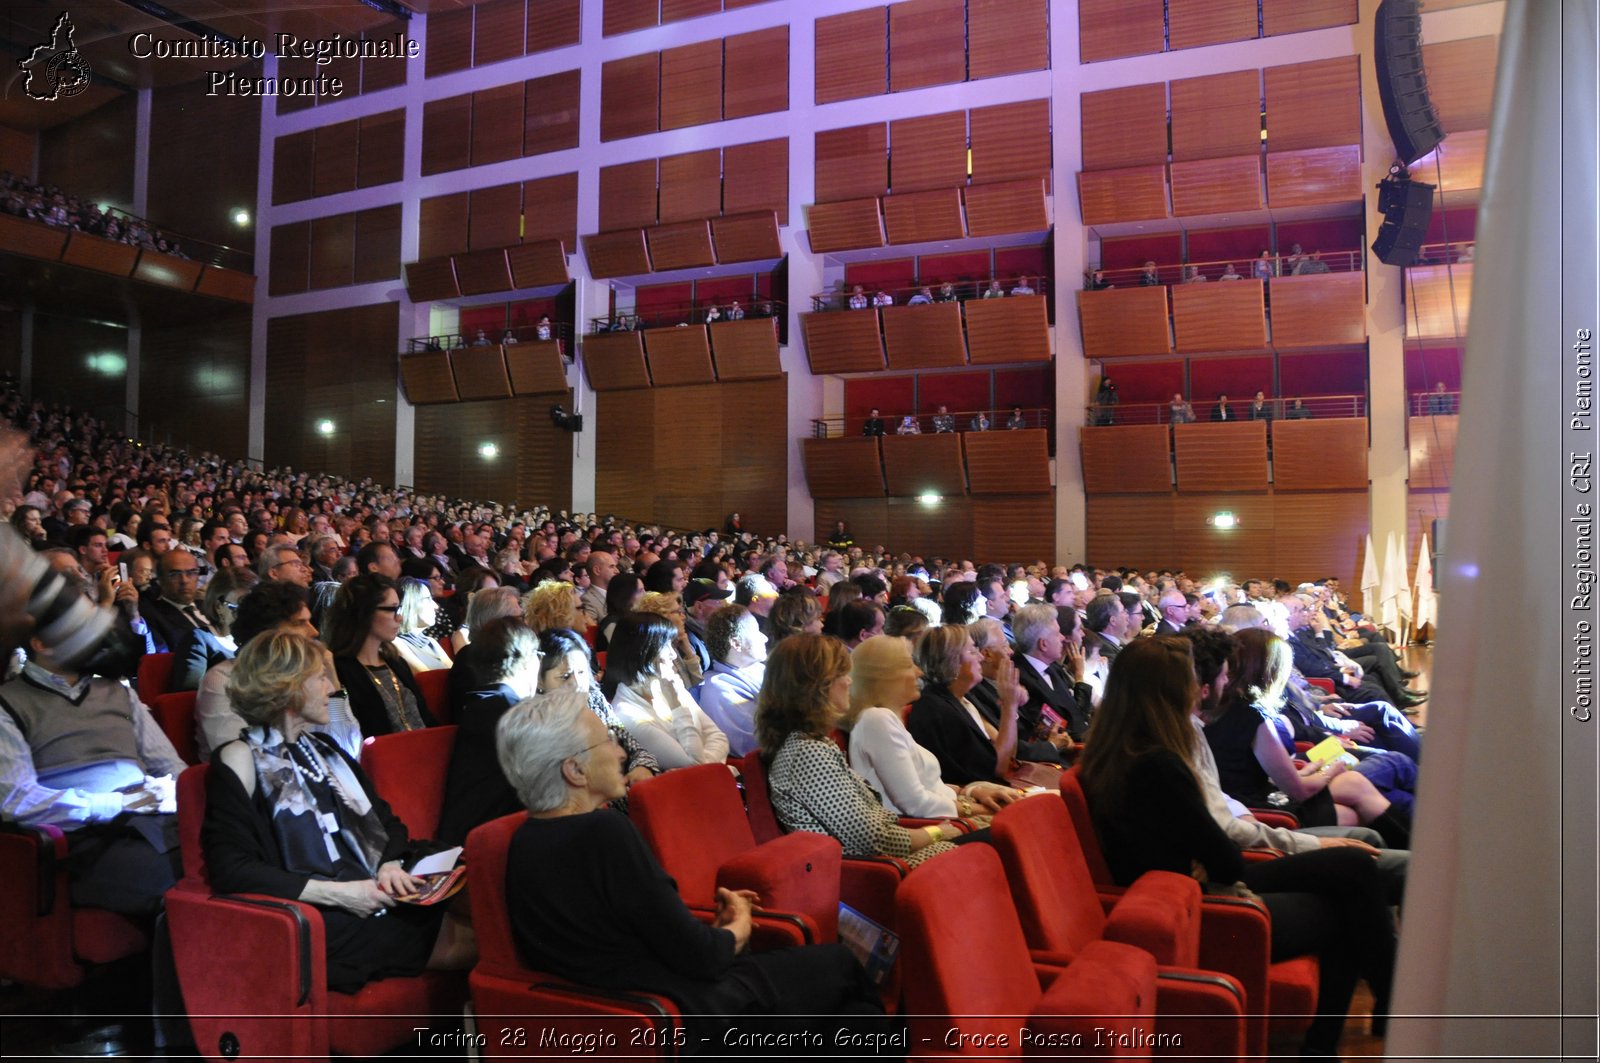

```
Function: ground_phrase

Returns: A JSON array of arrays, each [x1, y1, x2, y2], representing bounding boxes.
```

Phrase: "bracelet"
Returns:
[[927, 825, 945, 843]]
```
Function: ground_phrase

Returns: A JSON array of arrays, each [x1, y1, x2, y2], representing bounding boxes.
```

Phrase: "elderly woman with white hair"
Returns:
[[495, 687, 884, 1038]]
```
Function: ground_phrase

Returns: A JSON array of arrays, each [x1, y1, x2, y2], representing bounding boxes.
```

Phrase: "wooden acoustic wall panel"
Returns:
[[307, 215, 354, 291], [604, 0, 658, 36], [601, 52, 660, 141], [715, 377, 790, 535], [882, 188, 965, 245], [421, 94, 471, 176], [968, 0, 1049, 80], [1084, 496, 1174, 574], [471, 84, 524, 167], [415, 394, 574, 515], [1173, 494, 1276, 580], [804, 438, 886, 498], [724, 27, 788, 120], [1079, 0, 1162, 62], [1412, 128, 1486, 193], [645, 220, 715, 271], [1272, 492, 1368, 594], [888, 0, 966, 93], [505, 241, 569, 288], [801, 311, 886, 374], [1168, 0, 1258, 50], [1273, 418, 1368, 490], [888, 111, 967, 194], [273, 130, 315, 204], [814, 500, 891, 552], [972, 498, 1055, 565], [426, 7, 473, 77], [268, 221, 310, 295], [1405, 264, 1473, 339], [419, 193, 469, 260], [1423, 36, 1499, 133], [353, 206, 402, 284], [969, 99, 1051, 187], [815, 123, 888, 203], [453, 248, 513, 296], [888, 498, 975, 561], [966, 430, 1051, 494], [134, 250, 203, 292], [469, 184, 522, 251], [195, 267, 256, 303], [1077, 166, 1168, 226], [644, 326, 715, 386], [663, 0, 720, 21], [524, 172, 580, 247], [724, 138, 789, 225], [1172, 280, 1267, 353], [404, 256, 459, 301], [964, 296, 1050, 364], [1408, 415, 1458, 490], [399, 352, 459, 404], [658, 149, 722, 224], [1171, 71, 1261, 163], [964, 179, 1048, 237], [596, 388, 655, 517], [1265, 56, 1362, 153], [1407, 490, 1448, 593], [583, 331, 652, 391], [815, 7, 887, 104], [711, 213, 782, 264], [599, 159, 659, 233], [1081, 83, 1167, 171], [1080, 426, 1172, 493], [1264, 0, 1356, 35], [660, 40, 723, 131], [450, 347, 513, 400], [1077, 287, 1171, 359], [807, 199, 885, 254], [709, 319, 781, 380], [524, 70, 582, 157], [529, 0, 583, 54], [505, 342, 570, 395], [357, 110, 404, 189], [1270, 273, 1366, 348], [473, 0, 526, 66], [582, 229, 652, 278], [62, 232, 138, 276], [1169, 156, 1264, 217], [0, 214, 67, 261], [882, 433, 966, 497], [881, 303, 967, 370], [1267, 145, 1362, 207], [1174, 422, 1269, 491]]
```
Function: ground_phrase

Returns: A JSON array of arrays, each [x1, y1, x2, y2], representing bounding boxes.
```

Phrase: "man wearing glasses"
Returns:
[[139, 549, 208, 654], [258, 544, 313, 588]]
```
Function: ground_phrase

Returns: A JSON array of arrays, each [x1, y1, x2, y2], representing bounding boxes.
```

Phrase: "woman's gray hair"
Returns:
[[466, 585, 524, 630], [495, 686, 594, 813], [966, 616, 1005, 651]]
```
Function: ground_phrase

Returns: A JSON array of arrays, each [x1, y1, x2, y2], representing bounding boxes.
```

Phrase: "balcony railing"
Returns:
[[1084, 394, 1367, 426], [590, 300, 785, 334], [407, 322, 574, 353], [811, 277, 1051, 313], [1408, 390, 1460, 416], [1086, 251, 1363, 290], [810, 406, 1052, 438]]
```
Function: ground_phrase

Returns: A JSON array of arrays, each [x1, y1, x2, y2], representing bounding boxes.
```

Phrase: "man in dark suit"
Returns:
[[1011, 604, 1092, 742], [1286, 595, 1426, 708], [1081, 594, 1125, 664], [1154, 589, 1189, 636], [861, 408, 885, 436], [139, 548, 212, 655], [1210, 394, 1234, 422]]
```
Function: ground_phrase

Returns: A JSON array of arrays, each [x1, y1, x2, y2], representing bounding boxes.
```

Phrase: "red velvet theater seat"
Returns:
[[360, 724, 458, 839], [150, 689, 199, 765]]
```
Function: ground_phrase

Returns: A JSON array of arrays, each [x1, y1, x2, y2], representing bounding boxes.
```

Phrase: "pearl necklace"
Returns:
[[291, 734, 328, 783]]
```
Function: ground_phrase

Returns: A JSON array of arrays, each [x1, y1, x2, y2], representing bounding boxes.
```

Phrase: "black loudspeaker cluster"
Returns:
[[1374, 0, 1445, 164], [1372, 169, 1436, 266]]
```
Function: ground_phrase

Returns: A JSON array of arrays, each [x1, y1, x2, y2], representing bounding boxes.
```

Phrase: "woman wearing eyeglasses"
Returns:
[[322, 573, 434, 738]]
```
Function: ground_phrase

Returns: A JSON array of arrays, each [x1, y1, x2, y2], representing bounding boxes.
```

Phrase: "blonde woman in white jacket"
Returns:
[[602, 612, 729, 770]]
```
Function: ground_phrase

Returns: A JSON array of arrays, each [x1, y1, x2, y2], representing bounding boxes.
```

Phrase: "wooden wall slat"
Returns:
[[644, 326, 716, 386], [308, 213, 355, 291], [599, 159, 659, 232], [724, 27, 788, 119], [1171, 70, 1261, 163], [1266, 145, 1361, 207], [523, 172, 579, 248], [583, 331, 652, 390], [581, 229, 652, 278], [970, 99, 1051, 186], [645, 220, 716, 270], [404, 256, 460, 301], [194, 267, 255, 303], [883, 188, 965, 245], [1079, 0, 1163, 62], [361, 19, 411, 91], [505, 240, 569, 287], [1409, 128, 1485, 192], [663, 0, 720, 21], [1423, 36, 1499, 133], [474, 0, 528, 67], [968, 0, 1049, 80], [804, 438, 886, 498], [710, 212, 782, 263], [887, 498, 974, 559], [528, 0, 582, 53], [815, 7, 887, 104], [801, 311, 887, 374], [601, 52, 661, 141], [963, 295, 1050, 364], [813, 500, 890, 549], [356, 109, 404, 189], [709, 319, 782, 380], [353, 205, 402, 284], [815, 123, 888, 204], [133, 249, 203, 292], [312, 119, 358, 199], [964, 178, 1048, 237], [965, 431, 1051, 494], [888, 0, 966, 93], [400, 352, 459, 404], [1173, 422, 1269, 491], [1077, 287, 1172, 359], [604, 0, 659, 36], [268, 220, 310, 296], [1406, 489, 1449, 593], [524, 69, 582, 156], [419, 192, 470, 260], [660, 39, 724, 131], [505, 342, 570, 395], [1080, 425, 1173, 492], [1169, 155, 1264, 216], [1269, 273, 1366, 348], [469, 183, 523, 252], [881, 302, 967, 369], [1171, 279, 1268, 352], [452, 248, 513, 296], [596, 389, 655, 515], [1081, 84, 1167, 171], [1263, 0, 1356, 36], [273, 130, 315, 204], [882, 433, 966, 496], [61, 233, 136, 276], [1265, 56, 1362, 153], [450, 347, 514, 400], [972, 497, 1055, 562], [426, 7, 474, 77], [888, 110, 968, 194], [414, 393, 573, 512], [1273, 418, 1368, 490], [806, 198, 886, 254], [658, 148, 723, 224], [1404, 264, 1473, 339], [421, 94, 472, 176], [1077, 166, 1168, 226], [723, 137, 789, 225], [1168, 0, 1259, 51]]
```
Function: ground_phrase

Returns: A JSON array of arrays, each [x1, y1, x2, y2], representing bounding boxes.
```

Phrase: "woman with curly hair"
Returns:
[[522, 580, 583, 638], [767, 590, 823, 645]]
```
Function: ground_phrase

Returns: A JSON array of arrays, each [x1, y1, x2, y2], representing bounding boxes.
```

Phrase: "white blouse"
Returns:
[[611, 676, 730, 770], [847, 706, 957, 819]]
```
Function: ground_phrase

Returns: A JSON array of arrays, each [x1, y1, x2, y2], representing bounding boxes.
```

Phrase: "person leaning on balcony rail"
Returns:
[[1139, 261, 1160, 286], [1219, 262, 1242, 281], [873, 290, 893, 307], [1086, 269, 1112, 290], [1253, 250, 1275, 280], [1182, 265, 1207, 284], [908, 286, 934, 305], [861, 408, 885, 437], [931, 406, 955, 433], [969, 411, 991, 432], [896, 414, 921, 435], [1006, 406, 1026, 430], [982, 279, 1004, 298], [536, 315, 552, 340], [1010, 275, 1036, 295], [1168, 394, 1196, 425], [1285, 397, 1313, 420], [847, 285, 868, 310]]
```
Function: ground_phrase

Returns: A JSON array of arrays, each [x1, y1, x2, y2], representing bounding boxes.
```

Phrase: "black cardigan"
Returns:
[[334, 653, 433, 739], [904, 683, 1006, 787], [1089, 750, 1244, 888]]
